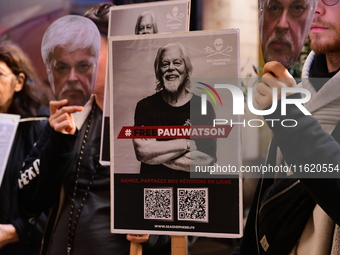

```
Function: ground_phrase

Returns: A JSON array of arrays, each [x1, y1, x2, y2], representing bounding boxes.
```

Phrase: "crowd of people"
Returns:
[[0, 3, 183, 255], [2, 0, 340, 255]]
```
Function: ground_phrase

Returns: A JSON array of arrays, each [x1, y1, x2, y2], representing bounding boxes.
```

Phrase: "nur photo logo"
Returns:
[[196, 82, 223, 115]]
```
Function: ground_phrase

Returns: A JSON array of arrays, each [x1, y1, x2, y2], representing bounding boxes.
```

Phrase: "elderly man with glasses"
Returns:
[[232, 0, 340, 254]]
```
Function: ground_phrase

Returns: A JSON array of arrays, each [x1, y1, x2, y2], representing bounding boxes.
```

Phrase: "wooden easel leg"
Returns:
[[130, 242, 143, 255], [171, 236, 188, 255]]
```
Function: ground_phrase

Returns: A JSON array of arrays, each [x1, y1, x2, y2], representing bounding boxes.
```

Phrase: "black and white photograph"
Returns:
[[108, 0, 190, 36], [109, 29, 242, 238], [100, 0, 190, 165]]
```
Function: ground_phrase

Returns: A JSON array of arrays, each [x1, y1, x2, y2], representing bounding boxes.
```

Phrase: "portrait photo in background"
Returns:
[[108, 29, 243, 238], [100, 0, 190, 165]]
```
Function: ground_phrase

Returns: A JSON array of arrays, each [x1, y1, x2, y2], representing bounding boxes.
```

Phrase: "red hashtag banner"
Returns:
[[117, 125, 233, 139]]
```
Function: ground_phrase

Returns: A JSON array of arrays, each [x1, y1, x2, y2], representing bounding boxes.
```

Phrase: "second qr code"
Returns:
[[178, 188, 208, 222]]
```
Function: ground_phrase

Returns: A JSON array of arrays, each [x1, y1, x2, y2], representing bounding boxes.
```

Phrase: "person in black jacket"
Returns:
[[233, 0, 340, 254], [17, 14, 183, 255], [0, 39, 52, 254], [257, 61, 340, 223]]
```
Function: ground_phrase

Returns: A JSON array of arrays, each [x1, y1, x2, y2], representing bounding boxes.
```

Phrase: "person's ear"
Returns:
[[14, 73, 25, 92]]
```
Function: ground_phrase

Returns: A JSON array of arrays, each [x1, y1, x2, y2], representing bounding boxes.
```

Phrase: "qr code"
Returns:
[[144, 188, 173, 220], [178, 188, 208, 222]]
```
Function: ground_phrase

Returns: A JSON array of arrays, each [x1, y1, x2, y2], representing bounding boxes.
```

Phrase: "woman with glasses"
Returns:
[[0, 39, 52, 254]]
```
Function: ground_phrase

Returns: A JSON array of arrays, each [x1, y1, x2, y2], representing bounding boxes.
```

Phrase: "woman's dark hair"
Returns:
[[0, 39, 52, 116]]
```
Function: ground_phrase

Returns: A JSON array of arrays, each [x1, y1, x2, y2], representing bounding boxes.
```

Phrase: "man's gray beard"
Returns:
[[262, 32, 295, 68], [57, 95, 87, 106], [163, 80, 184, 94], [263, 52, 294, 69]]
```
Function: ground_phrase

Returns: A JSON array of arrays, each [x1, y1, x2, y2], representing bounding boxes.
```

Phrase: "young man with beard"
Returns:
[[133, 42, 216, 177], [233, 0, 340, 254]]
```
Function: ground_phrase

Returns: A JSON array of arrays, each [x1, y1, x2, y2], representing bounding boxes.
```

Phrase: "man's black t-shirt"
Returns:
[[134, 92, 216, 177]]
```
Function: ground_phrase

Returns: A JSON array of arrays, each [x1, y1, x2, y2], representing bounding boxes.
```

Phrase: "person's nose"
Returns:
[[276, 11, 290, 31], [168, 62, 175, 70], [314, 0, 326, 17], [68, 67, 78, 81]]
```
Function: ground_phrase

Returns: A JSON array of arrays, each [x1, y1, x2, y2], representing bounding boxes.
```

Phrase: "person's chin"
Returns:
[[265, 49, 294, 67], [163, 84, 180, 94], [64, 96, 87, 106], [266, 46, 291, 57]]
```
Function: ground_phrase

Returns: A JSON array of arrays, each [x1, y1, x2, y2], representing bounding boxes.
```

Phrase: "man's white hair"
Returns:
[[41, 15, 100, 65]]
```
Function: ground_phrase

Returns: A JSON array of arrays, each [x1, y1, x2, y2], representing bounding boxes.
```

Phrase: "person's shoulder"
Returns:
[[137, 92, 161, 105], [191, 93, 213, 107], [19, 104, 49, 128], [36, 104, 50, 117], [16, 115, 49, 144], [191, 93, 200, 101]]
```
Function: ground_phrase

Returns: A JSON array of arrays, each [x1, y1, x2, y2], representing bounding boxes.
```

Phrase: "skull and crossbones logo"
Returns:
[[167, 7, 184, 22], [205, 38, 233, 57]]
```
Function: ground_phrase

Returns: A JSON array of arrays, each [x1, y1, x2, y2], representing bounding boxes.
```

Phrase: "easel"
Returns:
[[130, 242, 142, 255], [129, 236, 188, 255], [171, 235, 188, 255]]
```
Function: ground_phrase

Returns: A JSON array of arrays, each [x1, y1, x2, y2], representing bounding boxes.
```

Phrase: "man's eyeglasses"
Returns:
[[322, 0, 339, 6]]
